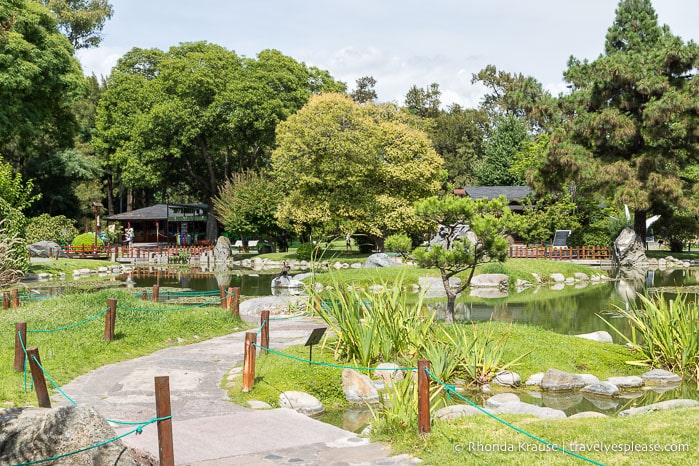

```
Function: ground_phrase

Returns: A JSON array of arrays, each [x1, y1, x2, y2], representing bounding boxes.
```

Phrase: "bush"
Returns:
[[71, 232, 103, 249], [25, 214, 78, 244], [384, 233, 413, 258], [0, 199, 29, 277], [567, 226, 611, 247], [295, 242, 319, 261]]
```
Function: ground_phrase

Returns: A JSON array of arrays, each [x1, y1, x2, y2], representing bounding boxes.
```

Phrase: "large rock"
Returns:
[[0, 406, 138, 465], [606, 376, 644, 388], [541, 369, 587, 391], [342, 369, 380, 404], [641, 368, 682, 385], [575, 331, 613, 343], [271, 276, 304, 289], [434, 404, 484, 420], [362, 253, 399, 268], [619, 399, 699, 417], [490, 401, 567, 419], [213, 236, 232, 262], [580, 382, 619, 397], [28, 241, 67, 258], [279, 391, 324, 416], [612, 227, 647, 266], [471, 274, 509, 289], [429, 224, 478, 250]]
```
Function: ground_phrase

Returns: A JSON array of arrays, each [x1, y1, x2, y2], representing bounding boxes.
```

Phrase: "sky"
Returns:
[[77, 0, 699, 109]]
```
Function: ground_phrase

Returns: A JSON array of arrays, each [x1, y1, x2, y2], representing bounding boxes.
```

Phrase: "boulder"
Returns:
[[612, 227, 647, 266], [641, 368, 682, 385], [575, 331, 613, 343], [362, 253, 399, 268], [568, 411, 608, 419], [484, 393, 520, 409], [434, 404, 484, 420], [271, 276, 304, 289], [490, 401, 567, 419], [279, 391, 324, 416], [28, 241, 67, 258], [471, 274, 509, 289], [541, 369, 587, 391], [213, 236, 232, 262], [342, 369, 380, 404], [549, 273, 565, 283], [619, 399, 699, 417], [428, 224, 477, 250], [0, 406, 138, 465], [580, 382, 619, 397], [525, 372, 544, 386], [493, 371, 521, 387], [606, 376, 644, 389], [374, 363, 405, 385]]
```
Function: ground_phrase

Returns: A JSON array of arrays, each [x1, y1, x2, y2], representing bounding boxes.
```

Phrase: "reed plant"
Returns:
[[312, 273, 434, 367], [599, 292, 699, 380]]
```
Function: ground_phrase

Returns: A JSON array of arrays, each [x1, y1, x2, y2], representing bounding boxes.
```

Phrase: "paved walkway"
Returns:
[[56, 314, 417, 465]]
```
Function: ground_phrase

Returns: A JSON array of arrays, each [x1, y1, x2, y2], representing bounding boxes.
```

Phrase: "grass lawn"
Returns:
[[1, 288, 247, 406]]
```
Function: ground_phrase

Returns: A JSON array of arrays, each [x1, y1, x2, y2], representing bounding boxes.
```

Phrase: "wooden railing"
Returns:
[[507, 245, 611, 261], [60, 244, 214, 259]]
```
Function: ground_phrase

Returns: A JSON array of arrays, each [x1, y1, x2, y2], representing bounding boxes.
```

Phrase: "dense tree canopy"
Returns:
[[271, 93, 445, 242], [536, 0, 699, 239], [40, 0, 113, 49], [94, 43, 344, 238], [0, 0, 84, 171]]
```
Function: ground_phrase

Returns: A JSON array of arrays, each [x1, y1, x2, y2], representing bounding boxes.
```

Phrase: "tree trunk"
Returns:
[[445, 294, 455, 324], [634, 209, 647, 242]]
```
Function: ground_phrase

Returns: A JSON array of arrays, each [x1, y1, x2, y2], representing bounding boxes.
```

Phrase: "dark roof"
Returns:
[[106, 204, 208, 222], [461, 186, 533, 202]]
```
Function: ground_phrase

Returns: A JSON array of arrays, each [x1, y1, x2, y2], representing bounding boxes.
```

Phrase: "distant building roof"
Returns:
[[460, 186, 533, 202], [106, 203, 208, 222]]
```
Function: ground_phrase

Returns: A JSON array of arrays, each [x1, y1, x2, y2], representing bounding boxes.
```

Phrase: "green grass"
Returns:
[[27, 258, 119, 276], [226, 344, 349, 409], [1, 289, 247, 406], [646, 250, 699, 260], [376, 408, 699, 465]]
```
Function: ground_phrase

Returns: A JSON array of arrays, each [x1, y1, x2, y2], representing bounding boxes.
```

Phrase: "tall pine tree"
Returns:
[[536, 0, 699, 239]]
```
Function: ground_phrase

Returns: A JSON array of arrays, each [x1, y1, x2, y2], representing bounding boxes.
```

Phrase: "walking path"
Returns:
[[56, 313, 417, 465]]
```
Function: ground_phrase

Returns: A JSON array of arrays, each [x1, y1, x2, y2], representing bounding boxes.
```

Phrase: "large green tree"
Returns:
[[536, 0, 699, 240], [40, 0, 113, 49], [0, 0, 84, 172], [271, 93, 445, 243], [95, 43, 344, 238], [475, 114, 530, 186]]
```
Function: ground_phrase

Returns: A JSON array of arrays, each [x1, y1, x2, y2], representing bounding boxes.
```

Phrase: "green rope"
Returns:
[[423, 368, 605, 466], [252, 343, 417, 372], [118, 296, 225, 312], [256, 319, 267, 335], [29, 355, 78, 406], [11, 416, 171, 466], [17, 330, 31, 393], [26, 308, 108, 333], [269, 311, 312, 320]]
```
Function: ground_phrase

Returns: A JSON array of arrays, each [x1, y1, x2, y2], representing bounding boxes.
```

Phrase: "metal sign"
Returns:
[[304, 327, 327, 364]]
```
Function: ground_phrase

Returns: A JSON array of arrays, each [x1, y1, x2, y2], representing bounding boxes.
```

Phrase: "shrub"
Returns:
[[0, 200, 29, 277], [295, 242, 319, 261], [25, 214, 78, 244], [384, 233, 413, 258], [567, 226, 611, 247], [71, 232, 103, 249]]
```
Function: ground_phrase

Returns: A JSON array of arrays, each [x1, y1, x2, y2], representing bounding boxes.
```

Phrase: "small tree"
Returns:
[[412, 195, 510, 323], [384, 233, 413, 259]]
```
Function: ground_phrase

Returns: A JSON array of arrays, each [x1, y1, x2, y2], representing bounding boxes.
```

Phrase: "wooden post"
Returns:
[[11, 289, 19, 307], [14, 322, 27, 372], [242, 332, 257, 392], [260, 310, 270, 355], [218, 285, 225, 309], [104, 298, 117, 341], [153, 285, 160, 302], [3, 291, 9, 309], [154, 376, 174, 466], [226, 287, 233, 313], [417, 359, 430, 435], [231, 287, 240, 318], [141, 290, 148, 300], [27, 346, 51, 408]]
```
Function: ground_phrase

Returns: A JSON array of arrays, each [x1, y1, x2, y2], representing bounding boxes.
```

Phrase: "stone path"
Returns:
[[55, 313, 418, 465]]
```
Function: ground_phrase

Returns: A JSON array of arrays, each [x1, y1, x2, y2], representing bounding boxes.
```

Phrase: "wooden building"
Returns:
[[105, 203, 209, 245]]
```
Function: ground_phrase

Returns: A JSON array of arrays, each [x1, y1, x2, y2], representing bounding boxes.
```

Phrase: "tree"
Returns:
[[95, 44, 344, 238], [429, 104, 487, 188], [0, 0, 84, 171], [411, 195, 510, 323], [40, 0, 113, 49], [536, 0, 699, 241], [272, 93, 445, 243], [212, 171, 283, 249], [350, 76, 378, 103], [404, 83, 441, 118], [475, 115, 530, 186]]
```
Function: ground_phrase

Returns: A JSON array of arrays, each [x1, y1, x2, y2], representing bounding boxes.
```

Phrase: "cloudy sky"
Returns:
[[77, 0, 698, 108]]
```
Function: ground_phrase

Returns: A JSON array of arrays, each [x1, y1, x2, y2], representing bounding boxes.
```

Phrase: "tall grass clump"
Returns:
[[599, 292, 699, 380], [312, 273, 434, 367]]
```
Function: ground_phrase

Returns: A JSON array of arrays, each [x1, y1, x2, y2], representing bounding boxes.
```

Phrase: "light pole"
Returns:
[[91, 202, 103, 250]]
